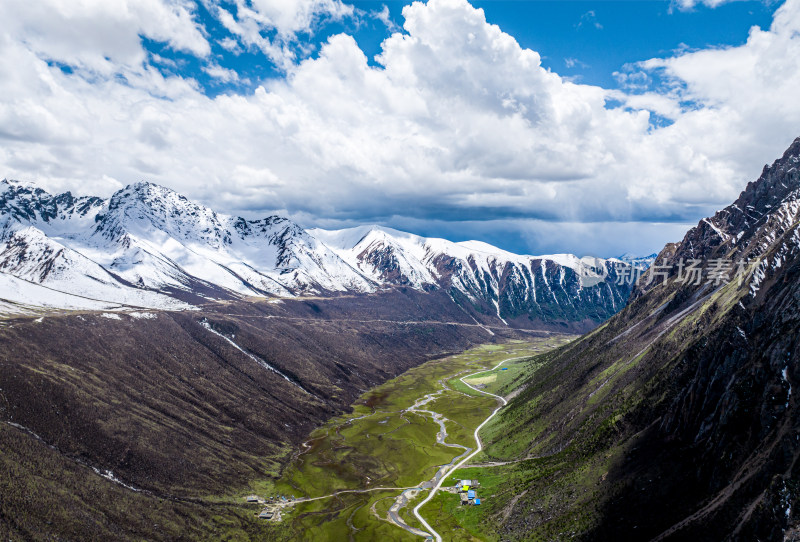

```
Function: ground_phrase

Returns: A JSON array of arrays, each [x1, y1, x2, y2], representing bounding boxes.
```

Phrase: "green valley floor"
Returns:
[[245, 336, 576, 541]]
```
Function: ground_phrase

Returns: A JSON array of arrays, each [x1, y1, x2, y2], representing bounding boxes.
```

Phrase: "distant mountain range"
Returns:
[[0, 180, 645, 328]]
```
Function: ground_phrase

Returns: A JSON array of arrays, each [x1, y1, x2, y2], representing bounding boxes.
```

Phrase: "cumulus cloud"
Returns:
[[0, 0, 798, 256], [640, 0, 800, 184], [203, 62, 241, 83], [0, 0, 210, 74], [371, 5, 401, 32], [218, 36, 243, 54]]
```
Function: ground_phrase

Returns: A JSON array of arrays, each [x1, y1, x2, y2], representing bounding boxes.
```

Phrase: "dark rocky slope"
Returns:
[[481, 137, 800, 541], [0, 288, 533, 540]]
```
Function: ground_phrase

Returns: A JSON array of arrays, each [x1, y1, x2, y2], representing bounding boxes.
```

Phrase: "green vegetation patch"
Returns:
[[264, 338, 568, 540]]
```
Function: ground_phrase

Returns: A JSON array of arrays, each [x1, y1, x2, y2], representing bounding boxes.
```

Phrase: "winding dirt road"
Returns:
[[274, 354, 526, 540], [411, 356, 525, 542]]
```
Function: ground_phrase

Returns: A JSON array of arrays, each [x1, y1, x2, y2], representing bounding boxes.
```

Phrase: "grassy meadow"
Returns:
[[253, 337, 574, 541]]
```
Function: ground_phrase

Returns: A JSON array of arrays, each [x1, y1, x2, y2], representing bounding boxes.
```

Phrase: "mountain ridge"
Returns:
[[0, 179, 641, 329], [472, 136, 800, 540]]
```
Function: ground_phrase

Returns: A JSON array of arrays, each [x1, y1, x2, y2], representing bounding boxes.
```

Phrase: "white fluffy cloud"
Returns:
[[248, 0, 354, 36], [0, 0, 799, 256], [639, 0, 800, 191], [0, 0, 210, 73]]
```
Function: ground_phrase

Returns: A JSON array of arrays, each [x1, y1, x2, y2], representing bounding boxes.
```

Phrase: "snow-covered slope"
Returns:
[[311, 225, 637, 324], [311, 226, 439, 289], [0, 271, 128, 314], [634, 136, 800, 302], [83, 183, 376, 297], [0, 226, 187, 310], [0, 180, 378, 313], [0, 179, 639, 324]]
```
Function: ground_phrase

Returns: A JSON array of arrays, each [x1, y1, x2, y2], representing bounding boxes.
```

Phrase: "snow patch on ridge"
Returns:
[[200, 319, 312, 396]]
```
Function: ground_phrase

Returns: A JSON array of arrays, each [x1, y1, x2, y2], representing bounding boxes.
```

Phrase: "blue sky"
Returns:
[[1, 0, 798, 257], [148, 1, 780, 99], [471, 1, 777, 86]]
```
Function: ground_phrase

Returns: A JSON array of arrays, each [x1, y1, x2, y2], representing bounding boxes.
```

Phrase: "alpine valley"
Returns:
[[444, 137, 800, 541], [3, 134, 800, 542], [0, 178, 641, 540]]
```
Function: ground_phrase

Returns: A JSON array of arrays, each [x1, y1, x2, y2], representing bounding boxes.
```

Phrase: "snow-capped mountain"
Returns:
[[312, 225, 637, 326], [0, 181, 374, 311], [617, 252, 658, 269], [87, 182, 375, 297], [0, 180, 639, 325]]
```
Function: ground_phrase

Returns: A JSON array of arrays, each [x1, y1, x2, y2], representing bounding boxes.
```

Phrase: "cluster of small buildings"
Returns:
[[456, 479, 481, 506], [244, 494, 296, 521], [257, 509, 274, 520], [246, 494, 295, 504]]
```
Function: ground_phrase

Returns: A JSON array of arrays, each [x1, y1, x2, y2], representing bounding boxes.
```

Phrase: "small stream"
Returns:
[[385, 388, 472, 536]]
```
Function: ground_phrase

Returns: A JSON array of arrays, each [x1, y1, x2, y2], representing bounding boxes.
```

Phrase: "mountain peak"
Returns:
[[114, 181, 186, 203], [108, 181, 215, 222], [720, 136, 800, 236], [98, 182, 226, 248], [782, 135, 800, 159], [635, 135, 800, 299], [1, 178, 48, 195]]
